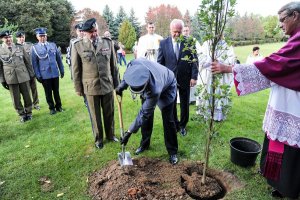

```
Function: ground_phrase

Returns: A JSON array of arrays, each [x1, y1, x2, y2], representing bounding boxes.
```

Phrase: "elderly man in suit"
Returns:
[[157, 19, 198, 136], [71, 18, 120, 149], [0, 30, 34, 122]]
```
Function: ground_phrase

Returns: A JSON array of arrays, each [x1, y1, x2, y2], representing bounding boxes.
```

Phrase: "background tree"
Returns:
[[118, 20, 136, 50], [183, 10, 192, 28], [114, 6, 128, 39], [102, 5, 118, 40], [145, 4, 182, 37], [70, 8, 108, 38], [128, 8, 141, 40]]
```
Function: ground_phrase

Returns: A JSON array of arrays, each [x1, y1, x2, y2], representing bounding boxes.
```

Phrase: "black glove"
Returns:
[[115, 86, 123, 97], [1, 82, 9, 90], [120, 131, 132, 146], [36, 77, 43, 83], [61, 73, 64, 78]]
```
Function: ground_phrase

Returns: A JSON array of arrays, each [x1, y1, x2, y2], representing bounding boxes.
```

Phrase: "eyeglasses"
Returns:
[[279, 13, 292, 23]]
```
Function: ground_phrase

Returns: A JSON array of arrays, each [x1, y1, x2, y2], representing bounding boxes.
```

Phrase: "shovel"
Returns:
[[114, 91, 133, 166]]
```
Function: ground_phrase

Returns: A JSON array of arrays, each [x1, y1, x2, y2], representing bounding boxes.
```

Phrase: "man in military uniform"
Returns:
[[66, 22, 84, 80], [31, 28, 64, 115], [119, 58, 179, 165], [15, 31, 40, 110], [0, 30, 34, 122], [71, 18, 120, 149]]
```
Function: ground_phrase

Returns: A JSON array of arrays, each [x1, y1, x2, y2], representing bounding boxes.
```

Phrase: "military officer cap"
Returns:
[[74, 22, 84, 30], [0, 30, 12, 38], [82, 18, 97, 32], [15, 31, 25, 38], [34, 27, 47, 35], [124, 59, 150, 94]]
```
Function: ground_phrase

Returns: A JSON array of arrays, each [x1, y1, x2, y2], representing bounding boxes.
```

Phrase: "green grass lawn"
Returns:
[[0, 43, 284, 199]]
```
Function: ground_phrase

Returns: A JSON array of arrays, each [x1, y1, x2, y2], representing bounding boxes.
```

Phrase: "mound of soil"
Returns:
[[88, 157, 243, 200]]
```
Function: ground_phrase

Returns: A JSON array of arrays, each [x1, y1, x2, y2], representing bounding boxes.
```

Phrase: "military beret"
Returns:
[[15, 31, 25, 37], [0, 30, 12, 38], [124, 59, 150, 94], [34, 27, 47, 35], [74, 22, 83, 30], [82, 18, 97, 32]]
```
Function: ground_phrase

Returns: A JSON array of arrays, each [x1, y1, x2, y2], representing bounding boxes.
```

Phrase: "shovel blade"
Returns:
[[118, 152, 133, 166]]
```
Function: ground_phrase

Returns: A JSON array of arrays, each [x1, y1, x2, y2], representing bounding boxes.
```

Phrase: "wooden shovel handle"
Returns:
[[114, 91, 124, 132]]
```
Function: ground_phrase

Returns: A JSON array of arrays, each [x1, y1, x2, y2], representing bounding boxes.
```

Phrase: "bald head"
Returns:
[[170, 19, 184, 39]]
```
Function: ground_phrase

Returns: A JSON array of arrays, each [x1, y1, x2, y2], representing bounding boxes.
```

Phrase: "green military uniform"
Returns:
[[0, 43, 34, 119], [16, 42, 40, 108], [71, 36, 120, 144]]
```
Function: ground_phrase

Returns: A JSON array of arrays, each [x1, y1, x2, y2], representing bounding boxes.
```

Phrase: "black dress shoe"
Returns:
[[169, 154, 178, 165], [135, 146, 149, 155], [180, 127, 187, 136], [271, 190, 284, 198], [20, 116, 27, 123], [108, 136, 119, 142], [50, 109, 56, 115], [95, 141, 103, 149], [56, 107, 64, 112]]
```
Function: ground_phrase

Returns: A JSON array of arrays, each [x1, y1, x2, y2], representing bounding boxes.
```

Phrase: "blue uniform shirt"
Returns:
[[31, 42, 64, 79]]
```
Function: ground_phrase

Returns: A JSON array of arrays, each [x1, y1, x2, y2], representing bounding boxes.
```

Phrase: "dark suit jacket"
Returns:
[[157, 36, 198, 89]]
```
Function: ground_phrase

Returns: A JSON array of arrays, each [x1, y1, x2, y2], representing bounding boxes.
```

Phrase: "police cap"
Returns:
[[82, 18, 97, 32], [15, 31, 25, 38], [34, 27, 47, 35], [124, 59, 150, 94], [0, 30, 12, 38], [74, 22, 83, 30]]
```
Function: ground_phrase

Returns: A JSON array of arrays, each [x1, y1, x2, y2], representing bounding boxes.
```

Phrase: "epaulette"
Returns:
[[102, 36, 112, 41], [24, 42, 33, 45], [72, 38, 82, 44]]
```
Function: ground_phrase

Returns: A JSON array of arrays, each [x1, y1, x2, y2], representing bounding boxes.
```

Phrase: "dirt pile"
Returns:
[[88, 157, 243, 200]]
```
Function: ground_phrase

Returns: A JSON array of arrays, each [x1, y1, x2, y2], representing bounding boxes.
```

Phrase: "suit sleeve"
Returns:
[[110, 40, 120, 88], [71, 43, 83, 93], [31, 45, 42, 79], [0, 61, 4, 83], [157, 41, 165, 66], [55, 45, 64, 75]]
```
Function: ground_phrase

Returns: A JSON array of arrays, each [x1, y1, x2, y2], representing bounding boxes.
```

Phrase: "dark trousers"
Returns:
[[161, 101, 178, 155], [42, 77, 62, 110], [117, 53, 127, 66], [174, 86, 190, 129], [29, 77, 39, 106], [9, 81, 32, 117], [139, 96, 154, 148], [85, 92, 115, 142]]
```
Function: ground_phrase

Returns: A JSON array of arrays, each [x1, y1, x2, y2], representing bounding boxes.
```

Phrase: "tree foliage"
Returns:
[[128, 8, 141, 40], [0, 0, 74, 49], [114, 6, 128, 39], [102, 5, 118, 40], [145, 4, 182, 37], [118, 20, 136, 50]]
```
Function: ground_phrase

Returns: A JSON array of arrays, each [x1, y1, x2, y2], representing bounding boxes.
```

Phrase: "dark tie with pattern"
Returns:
[[92, 40, 97, 49], [8, 47, 12, 52], [174, 42, 179, 60]]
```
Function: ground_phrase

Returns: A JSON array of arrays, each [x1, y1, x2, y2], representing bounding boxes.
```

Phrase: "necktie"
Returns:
[[92, 40, 97, 49], [175, 42, 179, 60], [8, 47, 12, 52]]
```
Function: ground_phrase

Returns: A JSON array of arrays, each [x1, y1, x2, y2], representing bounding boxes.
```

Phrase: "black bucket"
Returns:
[[230, 137, 262, 167]]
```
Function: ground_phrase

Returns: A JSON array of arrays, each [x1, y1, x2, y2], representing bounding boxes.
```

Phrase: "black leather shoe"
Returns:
[[26, 115, 32, 121], [180, 127, 187, 136], [108, 136, 119, 142], [169, 154, 178, 165], [56, 107, 64, 112], [50, 109, 56, 115], [95, 141, 104, 149], [34, 105, 40, 110], [271, 190, 284, 198], [20, 116, 27, 123], [135, 146, 149, 155]]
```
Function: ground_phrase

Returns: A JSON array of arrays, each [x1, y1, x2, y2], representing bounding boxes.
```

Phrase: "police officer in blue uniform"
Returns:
[[31, 28, 64, 115], [119, 58, 179, 165]]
